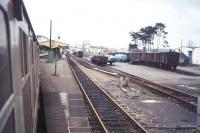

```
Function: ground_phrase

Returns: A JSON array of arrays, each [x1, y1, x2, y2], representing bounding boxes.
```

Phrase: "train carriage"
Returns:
[[0, 0, 40, 133]]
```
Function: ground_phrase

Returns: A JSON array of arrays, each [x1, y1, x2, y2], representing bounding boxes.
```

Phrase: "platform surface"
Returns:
[[40, 58, 91, 133]]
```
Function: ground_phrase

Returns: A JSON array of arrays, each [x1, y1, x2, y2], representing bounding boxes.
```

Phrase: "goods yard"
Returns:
[[71, 56, 199, 133], [111, 62, 200, 96], [76, 56, 200, 110]]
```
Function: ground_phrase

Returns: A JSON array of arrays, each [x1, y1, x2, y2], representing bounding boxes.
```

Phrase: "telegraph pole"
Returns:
[[54, 35, 60, 76], [180, 39, 183, 53], [50, 20, 52, 48], [48, 20, 53, 63]]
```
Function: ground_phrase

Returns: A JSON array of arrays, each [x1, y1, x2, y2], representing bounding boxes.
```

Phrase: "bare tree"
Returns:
[[129, 22, 168, 52], [155, 23, 168, 50]]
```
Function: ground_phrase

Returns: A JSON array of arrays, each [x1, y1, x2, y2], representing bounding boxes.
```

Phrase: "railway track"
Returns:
[[75, 57, 197, 112], [67, 57, 148, 133]]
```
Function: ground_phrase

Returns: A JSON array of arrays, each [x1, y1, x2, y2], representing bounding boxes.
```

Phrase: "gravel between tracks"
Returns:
[[75, 60, 200, 133]]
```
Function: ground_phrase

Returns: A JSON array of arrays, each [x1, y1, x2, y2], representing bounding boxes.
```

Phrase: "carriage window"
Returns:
[[30, 40, 34, 64], [34, 45, 37, 60], [28, 29, 35, 64], [19, 29, 28, 77], [32, 42, 35, 64], [0, 8, 12, 109]]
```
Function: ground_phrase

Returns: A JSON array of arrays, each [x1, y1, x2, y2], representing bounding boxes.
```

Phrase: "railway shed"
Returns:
[[39, 57, 91, 133]]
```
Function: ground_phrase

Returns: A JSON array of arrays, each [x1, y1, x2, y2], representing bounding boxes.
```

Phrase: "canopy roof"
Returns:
[[39, 40, 69, 48]]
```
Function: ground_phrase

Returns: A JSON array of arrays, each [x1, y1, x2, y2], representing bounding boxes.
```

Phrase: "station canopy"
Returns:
[[36, 35, 69, 49], [39, 40, 69, 48]]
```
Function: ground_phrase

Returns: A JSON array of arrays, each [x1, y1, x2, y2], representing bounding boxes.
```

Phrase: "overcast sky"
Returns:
[[23, 0, 200, 49]]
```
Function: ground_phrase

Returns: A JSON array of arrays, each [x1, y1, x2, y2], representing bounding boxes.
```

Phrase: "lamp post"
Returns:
[[53, 34, 61, 76], [50, 20, 52, 48], [47, 20, 54, 63]]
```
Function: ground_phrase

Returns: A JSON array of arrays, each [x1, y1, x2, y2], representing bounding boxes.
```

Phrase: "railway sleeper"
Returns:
[[94, 105, 114, 108], [101, 118, 127, 122], [95, 107, 116, 110], [101, 116, 126, 120], [87, 97, 108, 101], [106, 127, 137, 132], [95, 109, 118, 112], [105, 126, 134, 132], [104, 121, 131, 126], [97, 110, 122, 114], [98, 112, 124, 116], [91, 100, 112, 105], [90, 100, 112, 104], [87, 95, 107, 98]]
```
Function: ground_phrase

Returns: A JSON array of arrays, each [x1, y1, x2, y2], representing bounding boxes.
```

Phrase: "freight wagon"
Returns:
[[129, 51, 180, 70], [91, 55, 108, 66]]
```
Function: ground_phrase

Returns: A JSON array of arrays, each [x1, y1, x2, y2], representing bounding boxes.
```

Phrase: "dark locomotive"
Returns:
[[0, 0, 40, 133], [91, 55, 108, 66], [72, 51, 83, 58], [128, 51, 180, 70], [77, 51, 83, 58]]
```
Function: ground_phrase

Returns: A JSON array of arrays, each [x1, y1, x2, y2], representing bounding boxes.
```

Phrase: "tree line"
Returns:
[[129, 22, 169, 52]]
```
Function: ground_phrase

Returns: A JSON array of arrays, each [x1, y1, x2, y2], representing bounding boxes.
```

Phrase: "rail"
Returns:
[[74, 57, 197, 112], [67, 57, 149, 133]]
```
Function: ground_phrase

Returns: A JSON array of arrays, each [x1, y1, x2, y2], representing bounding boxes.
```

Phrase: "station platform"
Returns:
[[40, 58, 91, 133]]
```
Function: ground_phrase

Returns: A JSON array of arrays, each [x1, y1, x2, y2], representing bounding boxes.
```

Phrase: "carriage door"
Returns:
[[0, 5, 15, 133]]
